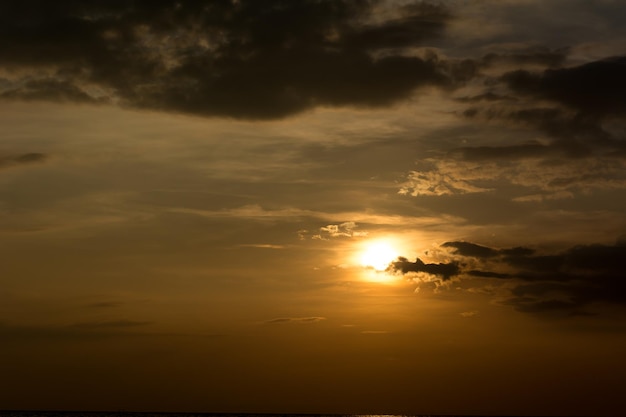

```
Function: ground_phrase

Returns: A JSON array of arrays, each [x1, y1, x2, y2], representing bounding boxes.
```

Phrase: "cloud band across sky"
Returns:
[[0, 0, 461, 118], [391, 240, 626, 315]]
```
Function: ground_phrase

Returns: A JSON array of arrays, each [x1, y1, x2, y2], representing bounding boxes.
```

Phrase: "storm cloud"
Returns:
[[503, 56, 626, 117], [451, 55, 626, 162], [0, 0, 454, 119]]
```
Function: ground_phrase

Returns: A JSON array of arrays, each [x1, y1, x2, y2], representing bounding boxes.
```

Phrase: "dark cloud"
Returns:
[[438, 53, 626, 172], [448, 56, 626, 168], [442, 241, 534, 258], [14, 152, 47, 163], [503, 56, 626, 117], [344, 2, 450, 50], [0, 0, 454, 119], [394, 240, 626, 315], [458, 105, 626, 163], [389, 256, 459, 280], [456, 92, 517, 103], [467, 270, 511, 279], [442, 241, 499, 258], [0, 153, 47, 169], [464, 105, 617, 144]]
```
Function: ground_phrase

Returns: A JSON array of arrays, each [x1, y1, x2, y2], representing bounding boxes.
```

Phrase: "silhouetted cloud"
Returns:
[[443, 241, 534, 259], [390, 256, 459, 280], [442, 241, 499, 258], [0, 0, 455, 119], [393, 240, 626, 315]]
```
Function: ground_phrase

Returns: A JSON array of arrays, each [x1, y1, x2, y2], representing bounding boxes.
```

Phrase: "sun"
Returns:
[[359, 240, 399, 271]]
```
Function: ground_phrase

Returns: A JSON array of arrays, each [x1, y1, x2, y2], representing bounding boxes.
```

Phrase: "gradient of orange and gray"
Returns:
[[1, 1, 626, 416]]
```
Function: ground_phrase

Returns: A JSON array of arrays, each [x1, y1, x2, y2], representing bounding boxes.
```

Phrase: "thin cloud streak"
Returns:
[[168, 205, 465, 227], [265, 317, 327, 324]]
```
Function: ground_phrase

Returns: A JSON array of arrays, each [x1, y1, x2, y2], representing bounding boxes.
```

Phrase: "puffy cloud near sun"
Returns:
[[313, 222, 368, 240]]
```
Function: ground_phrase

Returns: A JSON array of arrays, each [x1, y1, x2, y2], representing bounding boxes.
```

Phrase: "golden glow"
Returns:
[[359, 240, 399, 271]]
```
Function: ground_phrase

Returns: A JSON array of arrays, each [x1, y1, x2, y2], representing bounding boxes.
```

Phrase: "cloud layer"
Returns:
[[391, 240, 626, 315], [0, 0, 457, 119]]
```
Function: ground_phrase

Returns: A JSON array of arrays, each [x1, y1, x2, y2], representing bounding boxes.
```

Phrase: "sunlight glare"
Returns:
[[359, 240, 398, 271]]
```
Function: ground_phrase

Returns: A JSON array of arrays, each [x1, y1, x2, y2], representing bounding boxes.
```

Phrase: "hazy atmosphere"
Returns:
[[1, 1, 626, 416]]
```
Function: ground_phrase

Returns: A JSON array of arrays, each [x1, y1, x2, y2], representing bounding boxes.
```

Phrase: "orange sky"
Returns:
[[1, 1, 626, 416]]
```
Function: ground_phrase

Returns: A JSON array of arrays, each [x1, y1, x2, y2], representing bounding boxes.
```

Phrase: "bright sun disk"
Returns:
[[359, 240, 399, 271]]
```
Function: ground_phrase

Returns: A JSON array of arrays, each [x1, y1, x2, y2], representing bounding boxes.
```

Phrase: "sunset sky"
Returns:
[[1, 1, 626, 416]]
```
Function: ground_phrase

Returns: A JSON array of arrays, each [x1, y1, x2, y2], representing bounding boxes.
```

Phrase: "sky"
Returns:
[[1, 1, 626, 416]]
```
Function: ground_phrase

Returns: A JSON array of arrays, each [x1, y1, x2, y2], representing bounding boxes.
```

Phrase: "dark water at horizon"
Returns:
[[0, 411, 537, 417], [0, 411, 548, 417]]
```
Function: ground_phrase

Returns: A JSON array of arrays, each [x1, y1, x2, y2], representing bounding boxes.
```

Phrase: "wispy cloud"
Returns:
[[0, 319, 153, 341], [169, 205, 465, 228], [68, 320, 153, 329], [238, 244, 287, 249], [0, 152, 47, 170], [265, 317, 327, 324], [85, 301, 124, 309], [312, 221, 368, 240], [400, 155, 626, 201]]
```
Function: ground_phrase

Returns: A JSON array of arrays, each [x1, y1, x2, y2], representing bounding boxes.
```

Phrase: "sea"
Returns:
[[0, 412, 506, 417]]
